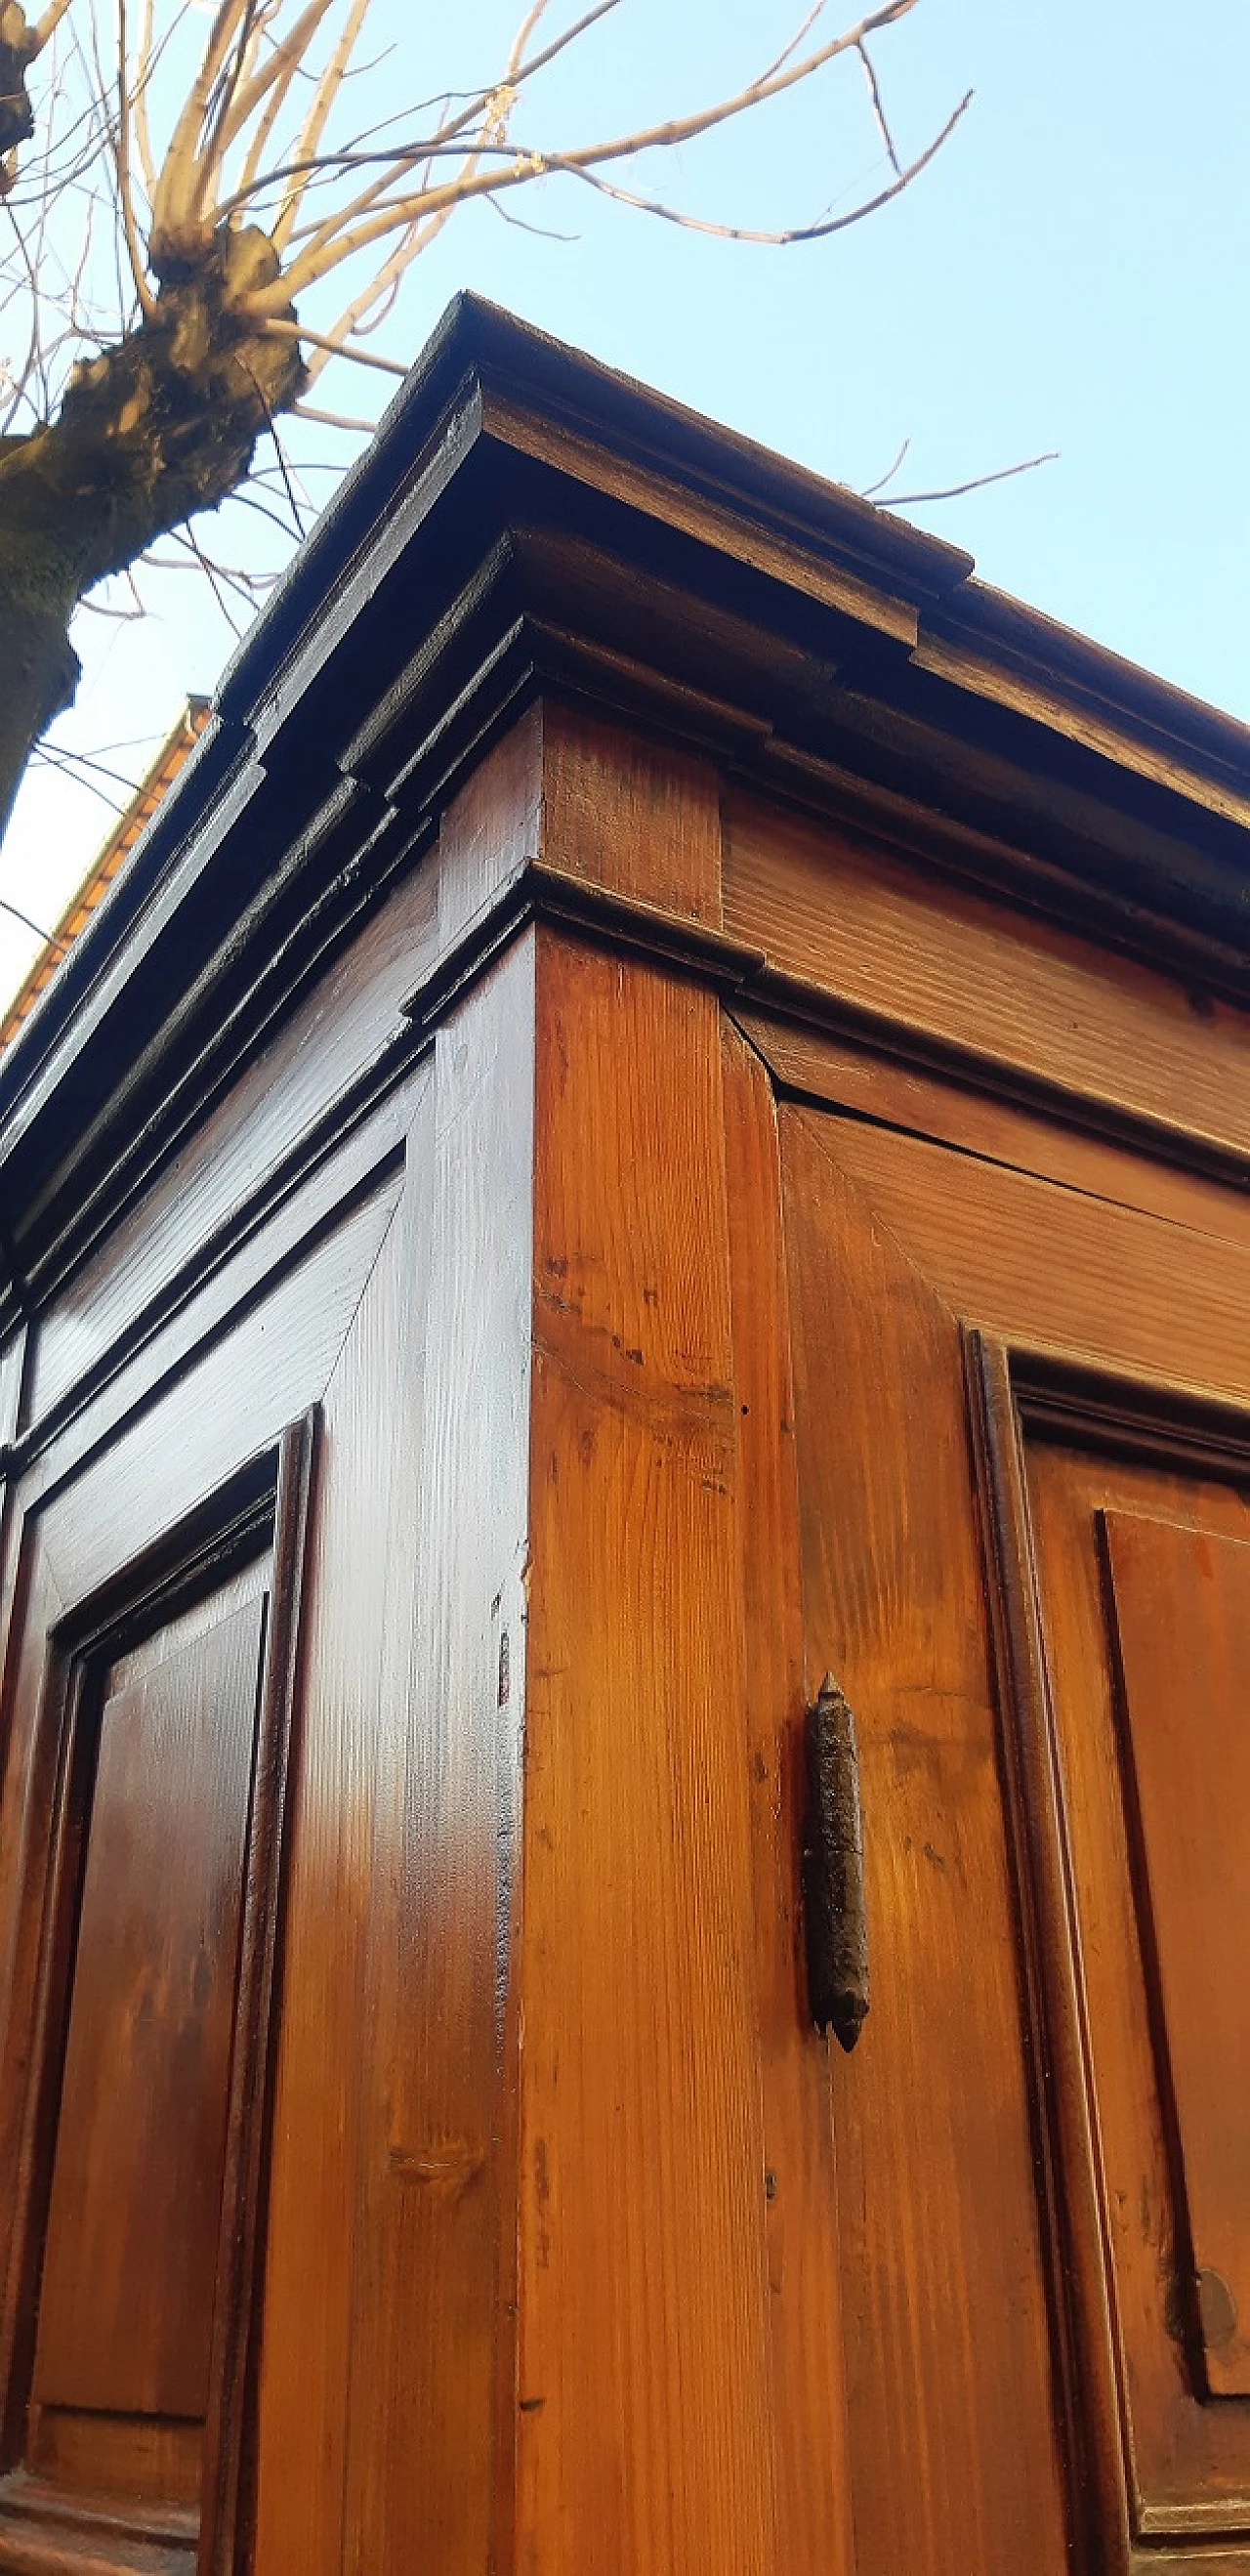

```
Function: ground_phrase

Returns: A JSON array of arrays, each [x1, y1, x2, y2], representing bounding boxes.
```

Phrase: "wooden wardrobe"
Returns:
[[0, 295, 1245, 2576]]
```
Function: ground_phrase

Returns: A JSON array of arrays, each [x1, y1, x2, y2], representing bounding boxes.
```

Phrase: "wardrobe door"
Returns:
[[772, 1079, 1250, 2576], [0, 1071, 417, 2576], [983, 1375, 1250, 2565], [0, 1424, 312, 2576]]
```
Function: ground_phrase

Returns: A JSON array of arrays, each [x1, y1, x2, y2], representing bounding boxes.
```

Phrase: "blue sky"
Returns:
[[3, 0, 1247, 1004]]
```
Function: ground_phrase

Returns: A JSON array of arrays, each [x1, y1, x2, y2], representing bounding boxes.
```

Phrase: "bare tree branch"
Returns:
[[884, 449, 1059, 506], [0, 0, 982, 850]]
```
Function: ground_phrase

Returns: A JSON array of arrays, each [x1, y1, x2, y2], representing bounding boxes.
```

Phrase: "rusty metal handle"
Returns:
[[804, 1670, 869, 2051]]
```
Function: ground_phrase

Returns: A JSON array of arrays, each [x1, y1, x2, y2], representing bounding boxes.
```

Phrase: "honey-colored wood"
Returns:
[[777, 1107, 1070, 2576], [772, 1072, 1250, 2570], [518, 930, 772, 2576], [736, 1009, 1250, 1253], [1021, 1433, 1250, 2546], [541, 702, 724, 921], [725, 792, 1250, 1166], [721, 1023, 854, 2576], [791, 1105, 1250, 1401], [0, 629, 1246, 2576], [1103, 1514, 1250, 2402]]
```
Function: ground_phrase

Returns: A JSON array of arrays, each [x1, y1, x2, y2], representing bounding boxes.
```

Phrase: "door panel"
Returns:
[[777, 1108, 1072, 2576], [1103, 1515, 1250, 2403], [774, 1077, 1250, 2575], [33, 1589, 266, 2433], [1021, 1433, 1250, 2546], [0, 1426, 312, 2576], [0, 1119, 403, 2575]]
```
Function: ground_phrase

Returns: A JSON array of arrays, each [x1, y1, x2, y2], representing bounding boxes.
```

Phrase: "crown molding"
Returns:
[[0, 293, 1244, 1329]]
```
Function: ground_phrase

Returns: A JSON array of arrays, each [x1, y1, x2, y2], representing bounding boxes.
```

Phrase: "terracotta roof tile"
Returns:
[[0, 699, 211, 1050]]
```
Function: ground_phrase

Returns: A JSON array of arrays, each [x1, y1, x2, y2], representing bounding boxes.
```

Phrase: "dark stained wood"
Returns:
[[21, 1100, 407, 1506], [0, 1415, 314, 2572], [34, 1593, 265, 2420], [0, 1107, 414, 2573], [277, 933, 534, 2576], [200, 1412, 316, 2576], [247, 1223, 406, 2576], [32, 1173, 397, 1600], [436, 700, 542, 950], [968, 1337, 1135, 2576], [25, 868, 433, 1432], [3, 296, 1247, 1344]]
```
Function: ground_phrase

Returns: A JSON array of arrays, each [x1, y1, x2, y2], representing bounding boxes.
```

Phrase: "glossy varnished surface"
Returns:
[[0, 684, 1244, 2576], [1023, 1438, 1250, 2551], [1103, 1514, 1250, 2404], [725, 791, 1250, 1170], [521, 926, 774, 2574], [34, 1594, 265, 2424], [778, 1103, 1070, 2574]]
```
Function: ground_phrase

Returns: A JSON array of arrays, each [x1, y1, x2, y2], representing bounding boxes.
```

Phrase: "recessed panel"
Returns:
[[33, 1593, 266, 2431], [1021, 1428, 1250, 2541], [1103, 1512, 1250, 2400]]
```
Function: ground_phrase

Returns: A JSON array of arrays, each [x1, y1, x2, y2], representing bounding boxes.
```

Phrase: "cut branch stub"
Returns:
[[0, 1, 37, 162], [0, 221, 307, 830], [0, 224, 307, 603]]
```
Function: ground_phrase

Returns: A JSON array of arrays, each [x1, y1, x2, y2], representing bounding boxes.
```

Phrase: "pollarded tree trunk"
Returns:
[[0, 595, 81, 846], [0, 225, 305, 841]]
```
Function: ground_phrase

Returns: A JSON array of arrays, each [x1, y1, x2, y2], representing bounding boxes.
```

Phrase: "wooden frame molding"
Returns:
[[966, 1332, 1250, 2568], [395, 852, 1250, 1197], [1, 298, 1245, 1346], [0, 1413, 316, 2576]]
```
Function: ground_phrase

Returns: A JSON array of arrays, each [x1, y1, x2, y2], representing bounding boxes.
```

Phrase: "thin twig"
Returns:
[[884, 449, 1059, 505]]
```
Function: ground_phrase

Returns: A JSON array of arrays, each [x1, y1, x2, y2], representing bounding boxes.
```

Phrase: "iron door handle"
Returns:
[[804, 1669, 868, 2051]]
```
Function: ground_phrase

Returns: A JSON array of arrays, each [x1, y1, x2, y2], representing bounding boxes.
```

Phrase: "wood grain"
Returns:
[[249, 1207, 405, 2576], [35, 1171, 399, 1604], [541, 703, 724, 922], [1025, 1439, 1250, 2536], [27, 857, 437, 1429], [518, 932, 772, 2576], [792, 1105, 1250, 1404], [721, 1021, 854, 2576], [22, 1095, 409, 1506], [779, 1104, 1070, 2576], [738, 1009, 1250, 1253], [726, 791, 1250, 1165], [331, 934, 535, 2576], [437, 700, 542, 950], [34, 1594, 265, 2420], [968, 1338, 1135, 2576], [1104, 1513, 1250, 2401]]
